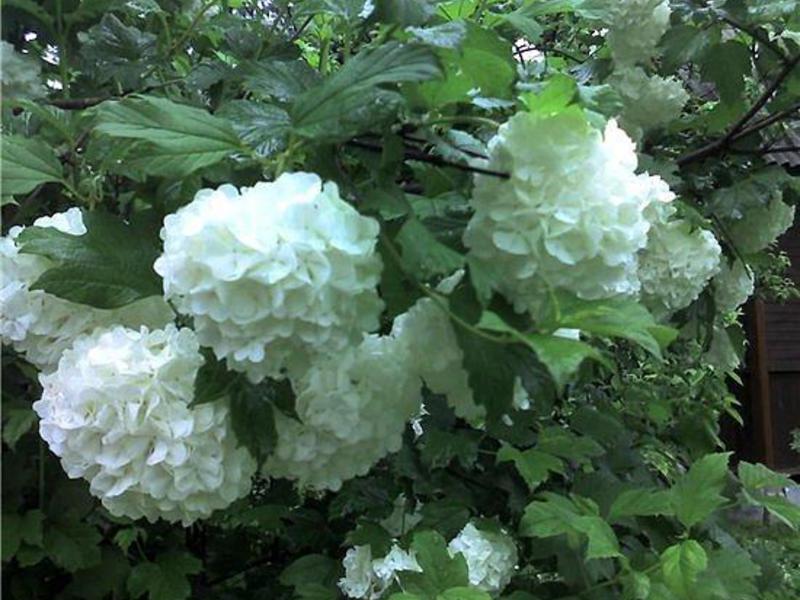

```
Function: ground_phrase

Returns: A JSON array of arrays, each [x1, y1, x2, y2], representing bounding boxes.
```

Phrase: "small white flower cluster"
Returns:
[[34, 325, 257, 525], [391, 298, 483, 424], [605, 0, 671, 66], [464, 111, 674, 312], [339, 522, 517, 599], [607, 67, 688, 139], [154, 172, 384, 382], [638, 217, 722, 315], [1, 208, 173, 371], [1, 40, 44, 100], [339, 544, 422, 599], [263, 331, 422, 491], [726, 197, 796, 254], [714, 259, 755, 314], [448, 523, 518, 594]]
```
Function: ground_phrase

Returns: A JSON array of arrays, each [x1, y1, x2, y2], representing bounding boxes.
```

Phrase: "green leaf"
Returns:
[[401, 531, 470, 598], [217, 100, 290, 158], [229, 383, 278, 464], [670, 453, 731, 530], [78, 14, 157, 87], [421, 429, 481, 470], [543, 293, 676, 358], [242, 59, 320, 101], [192, 350, 241, 407], [1, 511, 41, 562], [419, 500, 472, 540], [535, 427, 605, 465], [127, 552, 202, 600], [346, 522, 394, 556], [660, 25, 717, 72], [521, 74, 578, 116], [2, 407, 37, 450], [65, 548, 130, 600], [291, 42, 442, 140], [497, 445, 565, 490], [92, 96, 242, 176], [700, 41, 751, 105], [3, 0, 55, 28], [742, 491, 800, 530], [608, 488, 674, 522], [280, 554, 339, 589], [738, 461, 795, 491], [1, 135, 64, 197], [520, 333, 602, 390], [17, 210, 163, 309], [660, 540, 708, 597], [375, 0, 437, 25], [44, 519, 102, 572], [459, 23, 516, 99], [572, 516, 620, 559], [396, 218, 465, 278], [437, 588, 492, 600]]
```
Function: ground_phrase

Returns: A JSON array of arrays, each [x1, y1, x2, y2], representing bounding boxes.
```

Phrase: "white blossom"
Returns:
[[448, 523, 518, 594], [638, 219, 722, 314], [391, 298, 483, 424], [726, 197, 795, 254], [1, 40, 44, 99], [34, 325, 256, 525], [464, 111, 674, 313], [713, 259, 755, 313], [339, 545, 422, 599], [608, 67, 688, 138], [154, 173, 384, 382], [605, 0, 671, 66], [1, 208, 172, 371], [263, 331, 422, 491]]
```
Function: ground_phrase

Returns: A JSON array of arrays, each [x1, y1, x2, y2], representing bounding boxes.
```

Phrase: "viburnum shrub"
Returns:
[[1, 2, 799, 600]]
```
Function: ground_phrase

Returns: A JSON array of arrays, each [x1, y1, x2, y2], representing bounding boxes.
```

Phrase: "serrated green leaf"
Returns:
[[536, 427, 605, 465], [497, 445, 564, 491], [346, 521, 394, 556], [738, 461, 795, 491], [242, 58, 320, 101], [229, 383, 277, 464], [127, 552, 201, 600], [2, 407, 37, 450], [280, 554, 339, 589], [701, 41, 751, 105], [17, 210, 163, 309], [291, 42, 441, 140], [660, 540, 708, 597], [671, 453, 731, 530], [1, 135, 64, 197], [401, 531, 470, 598], [65, 548, 130, 600], [421, 429, 480, 470], [437, 587, 492, 600], [217, 100, 290, 158], [92, 96, 242, 176], [44, 519, 102, 572], [572, 515, 620, 559], [608, 488, 674, 522], [396, 218, 465, 278]]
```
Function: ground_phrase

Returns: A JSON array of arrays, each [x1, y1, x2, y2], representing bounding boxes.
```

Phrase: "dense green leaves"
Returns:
[[400, 531, 470, 598], [17, 210, 163, 308], [93, 96, 242, 176], [671, 453, 731, 530], [1, 136, 65, 198], [127, 552, 201, 600], [291, 42, 442, 140]]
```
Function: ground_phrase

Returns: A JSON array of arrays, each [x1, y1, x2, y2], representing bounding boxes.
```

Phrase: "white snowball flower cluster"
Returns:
[[726, 197, 796, 254], [1, 40, 44, 99], [154, 172, 384, 382], [607, 67, 688, 139], [448, 523, 518, 595], [1, 208, 173, 371], [391, 298, 483, 424], [605, 0, 671, 66], [638, 219, 722, 314], [34, 325, 256, 525], [714, 259, 755, 314], [263, 330, 422, 491], [339, 545, 422, 599], [464, 110, 674, 312]]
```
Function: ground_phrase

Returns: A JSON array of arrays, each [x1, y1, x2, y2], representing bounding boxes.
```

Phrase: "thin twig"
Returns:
[[714, 10, 788, 63], [677, 55, 800, 166], [288, 14, 314, 43], [347, 138, 509, 179]]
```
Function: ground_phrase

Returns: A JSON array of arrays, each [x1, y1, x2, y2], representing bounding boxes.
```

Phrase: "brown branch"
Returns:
[[347, 139, 509, 179], [714, 10, 788, 63], [48, 96, 110, 110], [677, 54, 800, 167]]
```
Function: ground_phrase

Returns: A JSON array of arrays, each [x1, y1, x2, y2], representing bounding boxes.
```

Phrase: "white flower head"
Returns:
[[726, 197, 795, 254], [34, 325, 256, 525], [263, 332, 422, 491], [339, 544, 422, 599], [1, 40, 44, 99], [605, 0, 671, 66], [448, 523, 518, 594], [608, 67, 688, 139], [713, 259, 754, 314], [464, 110, 674, 313], [1, 208, 172, 371], [638, 218, 722, 314], [154, 172, 384, 382]]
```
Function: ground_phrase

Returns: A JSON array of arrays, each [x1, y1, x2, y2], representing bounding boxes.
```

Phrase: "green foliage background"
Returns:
[[2, 1, 800, 599]]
